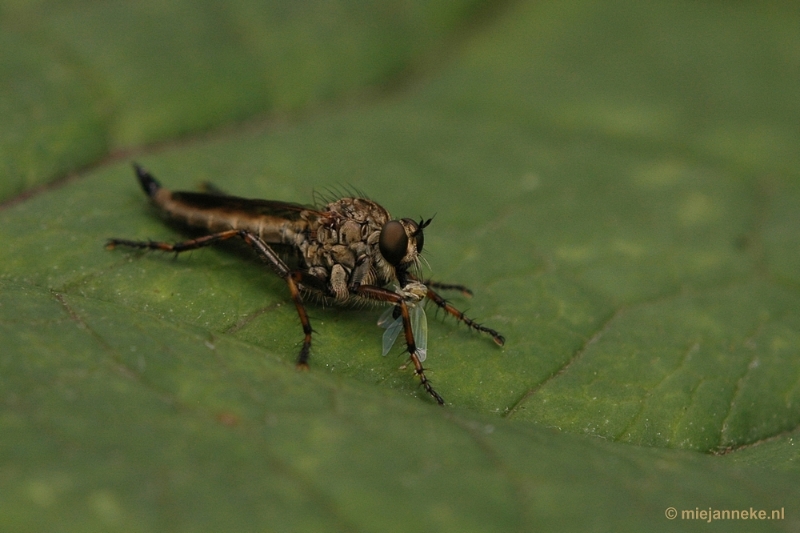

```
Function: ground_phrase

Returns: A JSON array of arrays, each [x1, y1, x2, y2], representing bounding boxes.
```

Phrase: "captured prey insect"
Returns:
[[378, 281, 428, 361], [106, 164, 505, 404]]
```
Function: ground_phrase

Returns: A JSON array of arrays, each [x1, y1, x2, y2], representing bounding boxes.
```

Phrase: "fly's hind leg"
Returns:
[[106, 229, 245, 254], [107, 229, 317, 369]]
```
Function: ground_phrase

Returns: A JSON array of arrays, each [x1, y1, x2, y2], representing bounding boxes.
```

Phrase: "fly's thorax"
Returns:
[[300, 197, 429, 302], [314, 197, 390, 260], [325, 197, 391, 226], [299, 197, 396, 300]]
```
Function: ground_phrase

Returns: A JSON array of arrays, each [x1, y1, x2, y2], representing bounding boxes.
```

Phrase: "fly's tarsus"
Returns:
[[287, 271, 313, 368], [412, 354, 445, 406], [424, 286, 506, 346], [108, 164, 505, 405], [424, 280, 474, 297]]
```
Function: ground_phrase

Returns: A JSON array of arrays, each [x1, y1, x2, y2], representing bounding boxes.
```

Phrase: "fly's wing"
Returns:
[[378, 305, 428, 361], [165, 191, 325, 246], [170, 191, 322, 220]]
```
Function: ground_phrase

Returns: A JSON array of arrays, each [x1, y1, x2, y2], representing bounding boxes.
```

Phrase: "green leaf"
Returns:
[[0, 0, 488, 200], [2, 0, 800, 531]]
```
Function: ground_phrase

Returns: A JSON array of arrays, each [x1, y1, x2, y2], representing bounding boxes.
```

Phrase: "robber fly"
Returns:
[[107, 164, 505, 404]]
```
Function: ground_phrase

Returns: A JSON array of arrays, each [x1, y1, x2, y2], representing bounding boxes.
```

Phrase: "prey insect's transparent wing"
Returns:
[[378, 307, 403, 357], [378, 304, 428, 362], [410, 303, 427, 362]]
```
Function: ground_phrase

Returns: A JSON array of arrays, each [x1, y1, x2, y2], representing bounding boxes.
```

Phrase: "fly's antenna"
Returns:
[[132, 162, 161, 199], [412, 215, 434, 237]]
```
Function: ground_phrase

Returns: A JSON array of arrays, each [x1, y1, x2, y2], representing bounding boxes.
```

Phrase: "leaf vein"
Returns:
[[503, 305, 626, 418]]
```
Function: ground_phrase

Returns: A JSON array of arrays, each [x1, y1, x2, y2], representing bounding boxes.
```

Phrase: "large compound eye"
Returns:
[[379, 220, 408, 265]]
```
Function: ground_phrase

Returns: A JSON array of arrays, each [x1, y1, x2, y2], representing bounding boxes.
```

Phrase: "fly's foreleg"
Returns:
[[424, 286, 505, 346], [357, 285, 444, 405], [408, 276, 505, 346], [107, 229, 316, 369], [424, 280, 473, 297]]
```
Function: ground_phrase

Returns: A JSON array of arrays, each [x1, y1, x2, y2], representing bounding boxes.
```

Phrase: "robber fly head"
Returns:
[[378, 217, 432, 268]]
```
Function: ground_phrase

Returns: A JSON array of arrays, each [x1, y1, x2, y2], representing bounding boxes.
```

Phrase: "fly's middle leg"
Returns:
[[107, 229, 317, 369], [285, 271, 314, 368]]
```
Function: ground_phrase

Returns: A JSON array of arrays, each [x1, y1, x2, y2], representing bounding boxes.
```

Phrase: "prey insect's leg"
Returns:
[[357, 285, 444, 405], [107, 229, 316, 368], [424, 287, 506, 346]]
